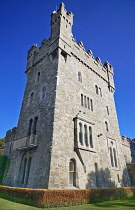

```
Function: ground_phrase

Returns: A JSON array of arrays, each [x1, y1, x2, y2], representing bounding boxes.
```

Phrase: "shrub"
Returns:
[[0, 186, 135, 208]]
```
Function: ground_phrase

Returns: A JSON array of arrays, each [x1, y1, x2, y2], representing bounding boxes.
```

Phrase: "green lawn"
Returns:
[[0, 197, 135, 210]]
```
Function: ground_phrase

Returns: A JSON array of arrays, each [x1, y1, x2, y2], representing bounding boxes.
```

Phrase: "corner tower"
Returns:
[[50, 3, 73, 41], [4, 3, 131, 189]]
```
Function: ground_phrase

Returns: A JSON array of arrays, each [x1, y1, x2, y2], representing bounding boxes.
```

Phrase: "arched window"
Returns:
[[78, 72, 82, 83], [30, 92, 34, 104], [28, 119, 33, 136], [95, 85, 98, 94], [33, 117, 38, 135], [89, 126, 93, 148], [25, 157, 32, 185], [110, 147, 114, 167], [113, 148, 117, 168], [69, 159, 76, 187], [105, 121, 109, 132], [79, 123, 83, 145], [95, 163, 99, 187], [37, 72, 40, 82], [42, 86, 46, 99], [22, 158, 27, 185], [84, 125, 88, 146], [81, 94, 83, 106]]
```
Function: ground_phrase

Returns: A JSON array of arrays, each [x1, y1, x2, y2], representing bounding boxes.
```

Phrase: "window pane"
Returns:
[[89, 127, 93, 148], [87, 98, 90, 109], [84, 125, 88, 146], [113, 148, 117, 167], [110, 147, 114, 167], [79, 123, 83, 145], [81, 94, 83, 106]]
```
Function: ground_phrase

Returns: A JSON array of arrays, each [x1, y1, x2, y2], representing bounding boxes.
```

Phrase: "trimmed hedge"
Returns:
[[0, 186, 135, 208]]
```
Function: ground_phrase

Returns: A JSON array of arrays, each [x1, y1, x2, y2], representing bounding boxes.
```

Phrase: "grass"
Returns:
[[0, 197, 135, 210]]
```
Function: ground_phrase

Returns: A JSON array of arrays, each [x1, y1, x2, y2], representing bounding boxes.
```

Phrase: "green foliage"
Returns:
[[2, 158, 11, 184], [0, 138, 5, 156], [1, 197, 135, 210], [0, 156, 7, 184], [0, 194, 34, 207]]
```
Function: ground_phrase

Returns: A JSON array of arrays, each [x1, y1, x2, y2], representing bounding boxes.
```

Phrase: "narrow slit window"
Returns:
[[30, 92, 34, 104], [95, 85, 98, 94], [84, 96, 87, 108], [113, 148, 118, 168], [78, 72, 82, 83], [84, 125, 88, 146], [37, 72, 40, 82], [28, 119, 33, 136], [105, 121, 109, 132], [95, 163, 99, 187], [106, 106, 109, 115], [33, 117, 38, 135], [42, 86, 46, 99], [22, 158, 27, 184], [89, 126, 93, 148], [90, 99, 93, 111], [87, 98, 90, 109], [99, 87, 102, 97], [110, 147, 114, 167], [81, 94, 83, 106]]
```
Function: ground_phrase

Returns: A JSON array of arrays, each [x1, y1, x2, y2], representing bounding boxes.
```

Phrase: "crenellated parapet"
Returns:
[[5, 127, 17, 143], [4, 127, 17, 157], [25, 2, 115, 92], [26, 44, 39, 70]]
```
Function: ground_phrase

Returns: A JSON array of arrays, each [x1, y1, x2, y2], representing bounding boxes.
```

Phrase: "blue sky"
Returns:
[[0, 0, 135, 139]]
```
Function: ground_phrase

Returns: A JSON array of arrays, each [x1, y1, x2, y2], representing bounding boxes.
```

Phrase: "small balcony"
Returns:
[[13, 134, 37, 151]]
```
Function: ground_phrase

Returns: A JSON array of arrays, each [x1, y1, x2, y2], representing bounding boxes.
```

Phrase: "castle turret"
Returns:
[[50, 3, 73, 42], [104, 61, 115, 92]]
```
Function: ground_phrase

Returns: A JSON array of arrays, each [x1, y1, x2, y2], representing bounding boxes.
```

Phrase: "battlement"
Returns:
[[121, 136, 131, 146], [5, 127, 17, 143], [51, 3, 73, 26], [26, 2, 114, 91]]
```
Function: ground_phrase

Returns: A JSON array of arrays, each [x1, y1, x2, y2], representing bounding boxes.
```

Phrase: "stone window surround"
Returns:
[[107, 138, 119, 170], [74, 115, 95, 152], [95, 84, 102, 97], [81, 93, 93, 111], [69, 159, 76, 187], [28, 116, 38, 137], [78, 71, 82, 83]]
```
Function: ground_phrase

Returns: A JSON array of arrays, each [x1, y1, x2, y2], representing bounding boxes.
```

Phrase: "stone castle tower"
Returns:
[[4, 3, 131, 189]]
